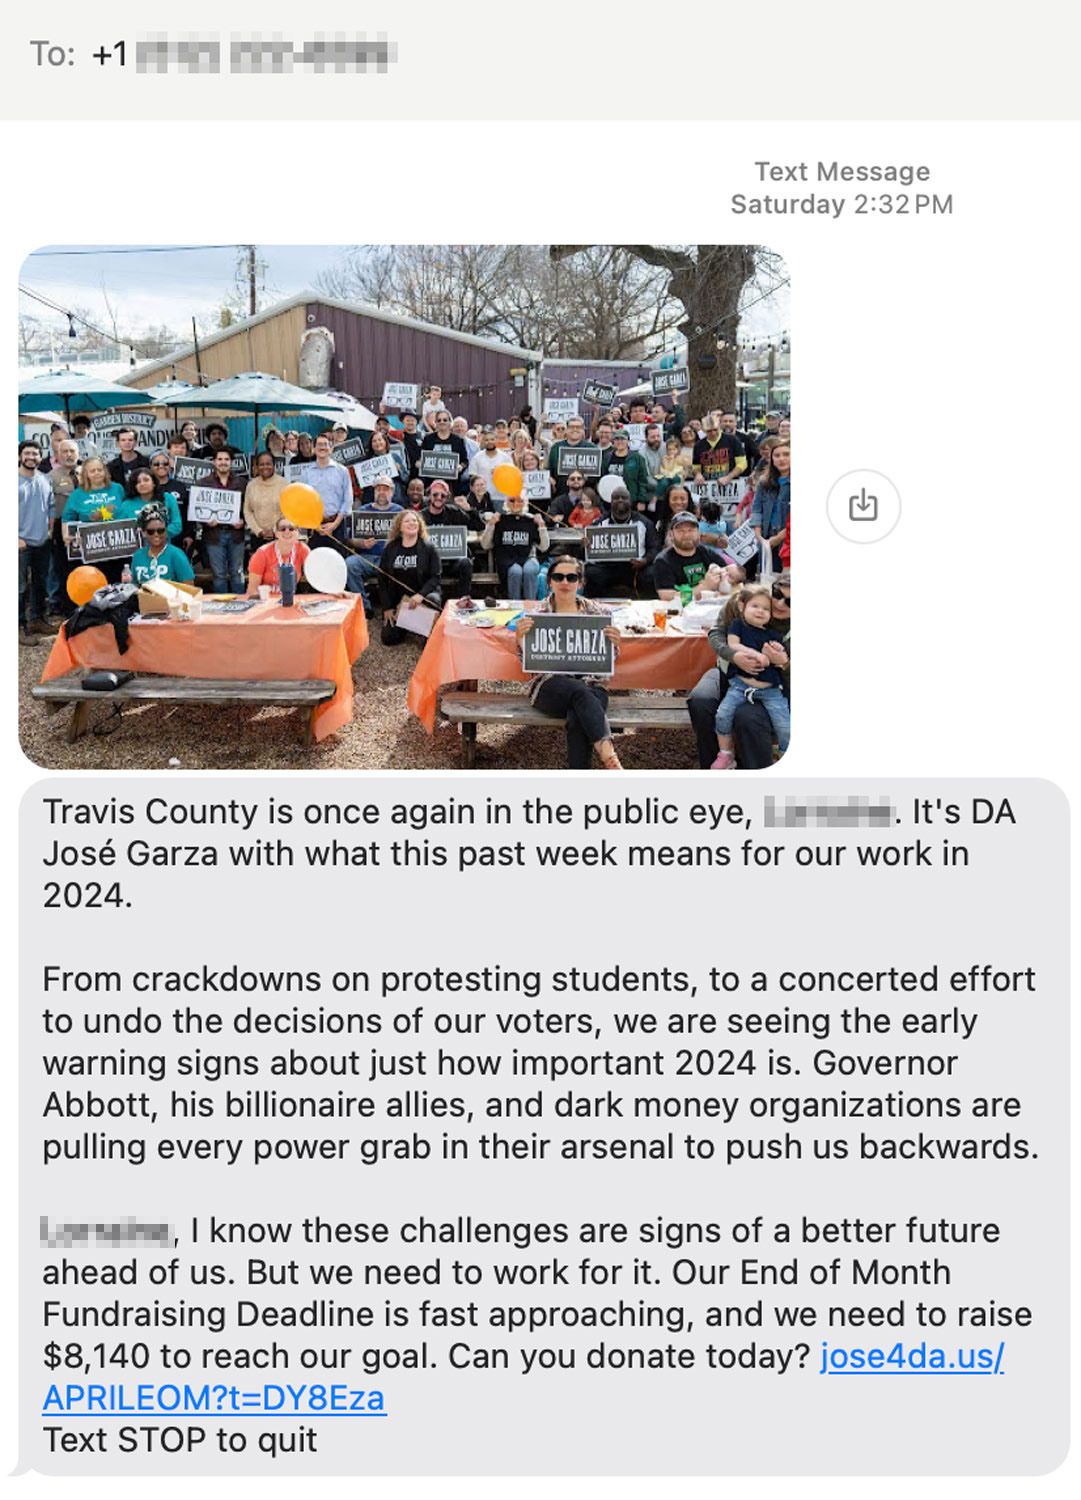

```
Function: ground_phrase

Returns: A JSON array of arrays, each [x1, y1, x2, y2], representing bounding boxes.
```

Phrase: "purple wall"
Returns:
[[307, 302, 532, 427]]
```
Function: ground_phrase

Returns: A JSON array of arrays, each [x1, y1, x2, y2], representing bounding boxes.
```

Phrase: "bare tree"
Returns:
[[552, 244, 766, 412], [315, 244, 684, 358], [18, 314, 50, 362]]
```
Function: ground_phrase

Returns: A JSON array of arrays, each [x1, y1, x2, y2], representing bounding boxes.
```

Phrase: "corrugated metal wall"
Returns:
[[125, 305, 307, 392], [308, 303, 533, 427]]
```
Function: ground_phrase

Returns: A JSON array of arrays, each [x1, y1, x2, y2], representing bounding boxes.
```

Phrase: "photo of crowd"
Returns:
[[18, 244, 791, 771]]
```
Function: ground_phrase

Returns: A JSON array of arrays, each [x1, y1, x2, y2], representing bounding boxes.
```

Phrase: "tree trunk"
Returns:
[[669, 246, 756, 416]]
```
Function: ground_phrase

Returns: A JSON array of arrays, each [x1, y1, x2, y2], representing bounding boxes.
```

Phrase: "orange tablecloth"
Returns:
[[407, 604, 715, 733], [40, 596, 369, 741]]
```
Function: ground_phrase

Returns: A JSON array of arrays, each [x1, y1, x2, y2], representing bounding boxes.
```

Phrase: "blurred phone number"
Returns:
[[137, 34, 397, 74]]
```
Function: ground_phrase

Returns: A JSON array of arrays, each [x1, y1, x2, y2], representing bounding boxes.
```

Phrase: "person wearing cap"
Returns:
[[347, 474, 403, 609], [602, 428, 650, 507], [583, 489, 658, 597], [421, 479, 483, 598], [652, 512, 727, 602], [193, 421, 242, 461], [467, 425, 514, 507]]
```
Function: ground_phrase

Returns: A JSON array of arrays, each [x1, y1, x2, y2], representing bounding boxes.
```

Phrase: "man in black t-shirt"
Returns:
[[106, 428, 149, 489], [194, 421, 242, 460], [421, 479, 482, 598], [692, 413, 745, 485], [652, 513, 725, 600], [419, 411, 469, 493]]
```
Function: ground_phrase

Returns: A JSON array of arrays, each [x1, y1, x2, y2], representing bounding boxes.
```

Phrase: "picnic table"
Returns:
[[406, 601, 715, 738], [38, 595, 369, 742]]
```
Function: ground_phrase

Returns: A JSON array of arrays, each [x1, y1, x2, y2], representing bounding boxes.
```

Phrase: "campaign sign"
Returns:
[[623, 423, 648, 450], [522, 469, 552, 502], [273, 455, 289, 475], [522, 613, 614, 677], [418, 450, 460, 480], [651, 367, 689, 396], [173, 455, 215, 487], [383, 381, 420, 411], [65, 524, 82, 561], [231, 453, 250, 477], [544, 397, 580, 418], [349, 509, 397, 542], [581, 379, 617, 407], [284, 463, 319, 487], [556, 443, 603, 478], [429, 526, 469, 562], [726, 519, 758, 565], [333, 437, 368, 467], [74, 518, 142, 563], [355, 453, 398, 488], [188, 483, 243, 526], [584, 524, 642, 562]]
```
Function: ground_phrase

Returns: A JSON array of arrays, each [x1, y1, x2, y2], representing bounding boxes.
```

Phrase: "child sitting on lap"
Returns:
[[712, 583, 790, 768]]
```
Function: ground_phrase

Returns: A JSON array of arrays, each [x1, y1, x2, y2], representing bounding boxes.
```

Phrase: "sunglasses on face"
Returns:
[[277, 524, 298, 533], [146, 527, 166, 535], [550, 571, 579, 583], [772, 585, 790, 600]]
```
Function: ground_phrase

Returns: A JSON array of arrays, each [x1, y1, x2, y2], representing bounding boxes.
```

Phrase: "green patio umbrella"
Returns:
[[165, 372, 358, 451], [17, 369, 156, 428]]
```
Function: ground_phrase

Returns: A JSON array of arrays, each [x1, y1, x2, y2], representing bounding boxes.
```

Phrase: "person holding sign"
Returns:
[[130, 506, 195, 587], [65, 456, 125, 529], [198, 449, 247, 594], [481, 492, 549, 599], [374, 510, 442, 646], [419, 411, 469, 491], [421, 479, 482, 598], [546, 416, 596, 495], [584, 490, 658, 597], [246, 518, 311, 597], [514, 554, 623, 771]]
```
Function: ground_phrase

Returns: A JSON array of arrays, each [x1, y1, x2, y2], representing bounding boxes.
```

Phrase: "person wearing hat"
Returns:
[[601, 428, 650, 508], [397, 410, 424, 479], [421, 479, 483, 599], [652, 512, 727, 602], [348, 474, 403, 609], [193, 421, 241, 461]]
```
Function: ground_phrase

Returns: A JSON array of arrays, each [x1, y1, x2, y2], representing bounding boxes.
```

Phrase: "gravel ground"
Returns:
[[18, 626, 703, 773]]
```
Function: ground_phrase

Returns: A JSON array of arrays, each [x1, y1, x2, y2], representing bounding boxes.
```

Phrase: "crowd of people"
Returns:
[[18, 386, 791, 769]]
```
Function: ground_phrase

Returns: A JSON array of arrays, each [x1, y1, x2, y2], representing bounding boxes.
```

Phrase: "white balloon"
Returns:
[[303, 547, 348, 594], [598, 474, 623, 503]]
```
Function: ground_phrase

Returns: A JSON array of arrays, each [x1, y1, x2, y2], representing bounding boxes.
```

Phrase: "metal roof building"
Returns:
[[122, 292, 543, 426]]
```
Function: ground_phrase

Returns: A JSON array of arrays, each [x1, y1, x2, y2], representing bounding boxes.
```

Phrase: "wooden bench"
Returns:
[[441, 689, 690, 768], [32, 675, 337, 746]]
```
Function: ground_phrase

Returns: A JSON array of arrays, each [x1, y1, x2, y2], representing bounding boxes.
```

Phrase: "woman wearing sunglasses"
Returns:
[[246, 518, 311, 597], [130, 505, 196, 586], [514, 552, 624, 770]]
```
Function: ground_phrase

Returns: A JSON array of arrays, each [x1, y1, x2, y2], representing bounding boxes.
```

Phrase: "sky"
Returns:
[[19, 244, 791, 365]]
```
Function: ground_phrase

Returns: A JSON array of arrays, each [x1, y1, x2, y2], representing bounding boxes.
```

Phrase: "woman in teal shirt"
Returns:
[[127, 466, 183, 538], [130, 506, 195, 586], [63, 456, 126, 528]]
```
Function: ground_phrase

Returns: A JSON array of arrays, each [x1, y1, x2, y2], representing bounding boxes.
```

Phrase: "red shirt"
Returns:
[[249, 540, 310, 590]]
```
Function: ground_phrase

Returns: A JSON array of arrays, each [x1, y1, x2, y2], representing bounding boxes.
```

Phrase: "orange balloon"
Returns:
[[280, 482, 324, 530], [67, 566, 108, 606], [492, 463, 523, 498]]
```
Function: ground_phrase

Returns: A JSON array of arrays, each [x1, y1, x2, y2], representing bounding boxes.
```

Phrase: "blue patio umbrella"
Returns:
[[17, 369, 156, 428], [165, 372, 357, 450]]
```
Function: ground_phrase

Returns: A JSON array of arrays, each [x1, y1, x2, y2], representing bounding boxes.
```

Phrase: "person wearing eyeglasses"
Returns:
[[246, 518, 311, 597], [514, 552, 624, 770], [130, 506, 196, 586]]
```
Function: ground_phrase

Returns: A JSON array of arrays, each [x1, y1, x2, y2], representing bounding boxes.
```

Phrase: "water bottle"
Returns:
[[279, 561, 296, 607]]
